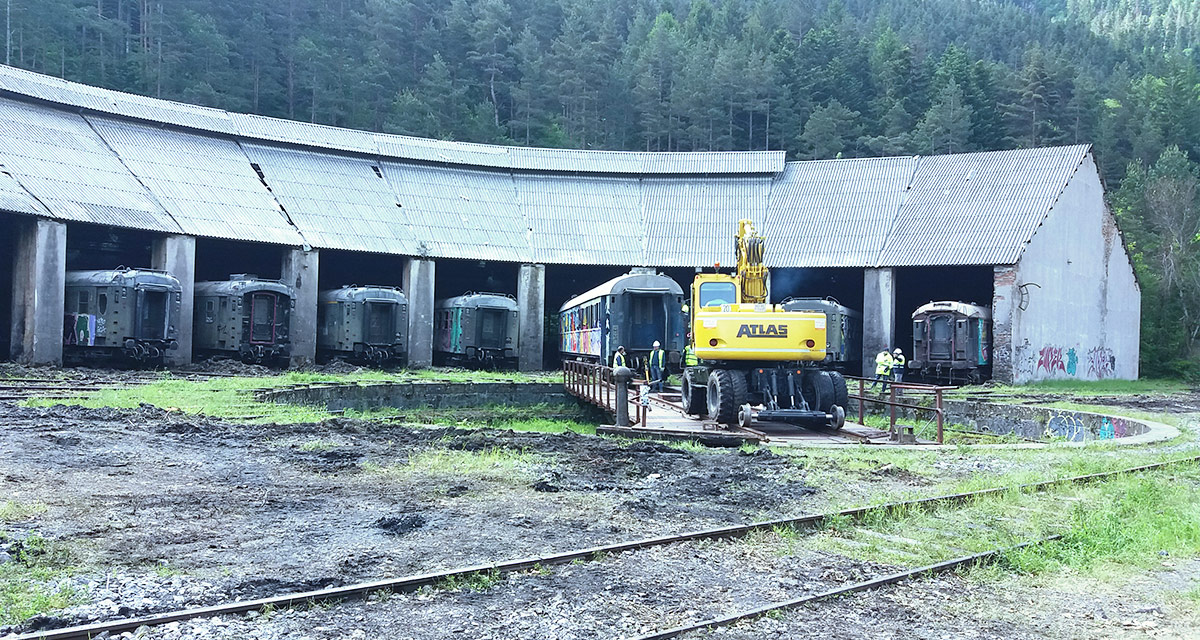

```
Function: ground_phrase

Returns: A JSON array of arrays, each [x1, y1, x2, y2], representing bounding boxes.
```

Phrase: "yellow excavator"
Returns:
[[681, 220, 847, 429]]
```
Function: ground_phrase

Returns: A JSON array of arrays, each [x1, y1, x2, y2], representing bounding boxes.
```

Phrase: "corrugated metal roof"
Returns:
[[86, 116, 304, 246], [642, 176, 774, 267], [375, 134, 514, 170], [231, 113, 377, 155], [765, 156, 917, 268], [380, 162, 531, 262], [517, 173, 644, 266], [0, 99, 180, 232], [0, 64, 234, 133], [876, 145, 1089, 266], [0, 165, 49, 216], [240, 143, 421, 254]]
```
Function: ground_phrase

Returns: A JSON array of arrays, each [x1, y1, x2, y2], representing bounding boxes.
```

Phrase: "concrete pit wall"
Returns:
[[257, 381, 571, 413], [942, 400, 1149, 442]]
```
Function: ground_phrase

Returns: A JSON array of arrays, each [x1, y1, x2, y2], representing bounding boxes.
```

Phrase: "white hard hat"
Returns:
[[893, 348, 902, 354], [653, 340, 661, 348]]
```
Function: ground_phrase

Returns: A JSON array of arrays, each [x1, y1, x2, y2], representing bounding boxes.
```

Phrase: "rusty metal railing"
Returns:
[[562, 360, 647, 428], [845, 375, 954, 444]]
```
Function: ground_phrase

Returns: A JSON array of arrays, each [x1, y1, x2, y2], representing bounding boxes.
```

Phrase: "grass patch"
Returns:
[[298, 439, 339, 452], [437, 569, 503, 592], [0, 534, 82, 626], [0, 501, 47, 522], [363, 446, 540, 483], [1009, 378, 1190, 396]]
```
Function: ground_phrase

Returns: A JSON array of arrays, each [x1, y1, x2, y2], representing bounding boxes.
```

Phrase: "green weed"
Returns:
[[438, 569, 502, 592], [298, 439, 339, 452], [363, 446, 540, 483], [0, 534, 81, 626], [0, 501, 47, 522]]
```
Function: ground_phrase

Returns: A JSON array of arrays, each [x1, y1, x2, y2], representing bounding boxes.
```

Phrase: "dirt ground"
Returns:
[[1, 390, 1198, 639]]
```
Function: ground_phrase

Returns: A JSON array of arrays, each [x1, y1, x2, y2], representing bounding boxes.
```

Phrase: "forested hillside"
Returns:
[[4, 0, 1200, 375]]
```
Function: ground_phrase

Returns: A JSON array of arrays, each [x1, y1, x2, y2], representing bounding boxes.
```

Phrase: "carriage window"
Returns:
[[205, 300, 216, 323], [698, 282, 736, 307], [77, 290, 89, 314], [97, 293, 107, 315]]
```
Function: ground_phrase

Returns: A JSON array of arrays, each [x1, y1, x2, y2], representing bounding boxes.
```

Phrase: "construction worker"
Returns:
[[613, 346, 627, 369], [872, 349, 894, 392], [891, 348, 906, 383], [682, 335, 698, 366], [647, 340, 666, 392]]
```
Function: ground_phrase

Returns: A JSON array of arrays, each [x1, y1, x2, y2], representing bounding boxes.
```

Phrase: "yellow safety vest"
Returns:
[[875, 352, 893, 375], [649, 349, 665, 368], [613, 352, 626, 368], [683, 345, 698, 366], [893, 354, 905, 369]]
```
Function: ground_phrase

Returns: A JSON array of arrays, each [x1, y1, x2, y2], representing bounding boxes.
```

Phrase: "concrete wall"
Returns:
[[404, 258, 435, 368], [862, 267, 895, 374], [282, 248, 319, 366], [151, 235, 195, 365], [10, 218, 65, 365], [943, 400, 1148, 442], [1007, 153, 1140, 381], [517, 263, 545, 371]]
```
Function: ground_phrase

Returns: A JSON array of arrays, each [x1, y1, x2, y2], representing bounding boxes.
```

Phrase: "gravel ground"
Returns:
[[2, 386, 1198, 639]]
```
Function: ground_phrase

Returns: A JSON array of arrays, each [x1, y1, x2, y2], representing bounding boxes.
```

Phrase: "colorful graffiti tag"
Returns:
[[1044, 411, 1085, 441], [63, 313, 103, 346], [1087, 347, 1116, 379], [1098, 416, 1130, 440], [1037, 346, 1066, 373]]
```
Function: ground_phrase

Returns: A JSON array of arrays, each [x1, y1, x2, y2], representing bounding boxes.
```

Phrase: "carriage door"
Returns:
[[363, 299, 397, 344], [249, 293, 278, 344], [928, 315, 953, 361], [626, 293, 666, 350], [477, 307, 507, 350], [137, 287, 169, 340], [954, 318, 970, 362]]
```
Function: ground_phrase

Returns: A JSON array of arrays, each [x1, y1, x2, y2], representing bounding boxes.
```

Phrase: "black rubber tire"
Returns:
[[828, 371, 849, 410], [802, 370, 836, 414], [682, 372, 707, 415], [707, 369, 748, 426]]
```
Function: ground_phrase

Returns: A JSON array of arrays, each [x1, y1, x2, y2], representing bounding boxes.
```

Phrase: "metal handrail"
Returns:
[[562, 360, 647, 427], [843, 374, 948, 443]]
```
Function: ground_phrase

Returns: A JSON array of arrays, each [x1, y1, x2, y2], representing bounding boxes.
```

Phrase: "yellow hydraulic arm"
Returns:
[[735, 219, 767, 304]]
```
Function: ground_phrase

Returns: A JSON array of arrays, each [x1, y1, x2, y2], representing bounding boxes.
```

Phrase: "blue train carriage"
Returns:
[[911, 300, 992, 383], [63, 268, 182, 364], [781, 297, 863, 372], [194, 274, 293, 365], [559, 270, 686, 370], [434, 292, 519, 369], [317, 285, 409, 366]]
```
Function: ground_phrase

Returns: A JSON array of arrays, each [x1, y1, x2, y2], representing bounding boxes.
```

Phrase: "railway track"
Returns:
[[16, 454, 1199, 640]]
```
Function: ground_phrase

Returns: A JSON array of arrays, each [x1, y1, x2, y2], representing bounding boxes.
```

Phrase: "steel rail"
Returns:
[[627, 535, 1063, 640], [16, 455, 1198, 640]]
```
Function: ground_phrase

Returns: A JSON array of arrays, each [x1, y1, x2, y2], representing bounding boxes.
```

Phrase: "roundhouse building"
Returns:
[[0, 64, 1137, 381]]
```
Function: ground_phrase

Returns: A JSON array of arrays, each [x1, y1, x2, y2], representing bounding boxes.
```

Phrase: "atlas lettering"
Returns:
[[736, 324, 789, 338]]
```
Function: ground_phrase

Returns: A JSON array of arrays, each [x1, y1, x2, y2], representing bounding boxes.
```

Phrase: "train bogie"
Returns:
[[63, 268, 182, 364], [911, 301, 991, 383], [781, 297, 862, 372], [317, 285, 408, 366], [559, 270, 686, 369], [194, 275, 293, 365], [434, 293, 519, 369]]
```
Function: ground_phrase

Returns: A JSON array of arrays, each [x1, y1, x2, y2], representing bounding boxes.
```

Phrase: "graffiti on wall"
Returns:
[[1098, 416, 1130, 440], [1037, 346, 1065, 373], [63, 314, 104, 347], [1087, 347, 1116, 379], [1044, 411, 1085, 441]]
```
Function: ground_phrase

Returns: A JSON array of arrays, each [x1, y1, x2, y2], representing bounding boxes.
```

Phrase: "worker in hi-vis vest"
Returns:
[[891, 348, 906, 383], [613, 345, 627, 369], [872, 350, 894, 392], [647, 341, 666, 392], [682, 335, 698, 366]]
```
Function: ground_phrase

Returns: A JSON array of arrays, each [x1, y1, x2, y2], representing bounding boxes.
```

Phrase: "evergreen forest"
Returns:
[[4, 0, 1200, 376]]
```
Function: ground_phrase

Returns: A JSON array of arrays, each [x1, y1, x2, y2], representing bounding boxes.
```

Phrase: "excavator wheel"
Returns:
[[801, 370, 836, 414], [828, 371, 850, 411], [681, 373, 707, 415], [707, 369, 748, 427]]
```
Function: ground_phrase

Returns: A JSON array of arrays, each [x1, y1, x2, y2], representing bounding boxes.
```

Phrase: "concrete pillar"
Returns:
[[152, 235, 196, 366], [10, 218, 66, 365], [282, 248, 319, 367], [517, 263, 546, 371], [403, 258, 435, 368], [862, 267, 895, 375], [991, 265, 1018, 384]]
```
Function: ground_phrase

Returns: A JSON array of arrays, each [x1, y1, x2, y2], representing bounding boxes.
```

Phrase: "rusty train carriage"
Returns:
[[434, 292, 519, 369], [194, 275, 293, 365], [911, 301, 992, 383], [317, 285, 409, 366], [559, 270, 687, 371], [63, 268, 182, 364]]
